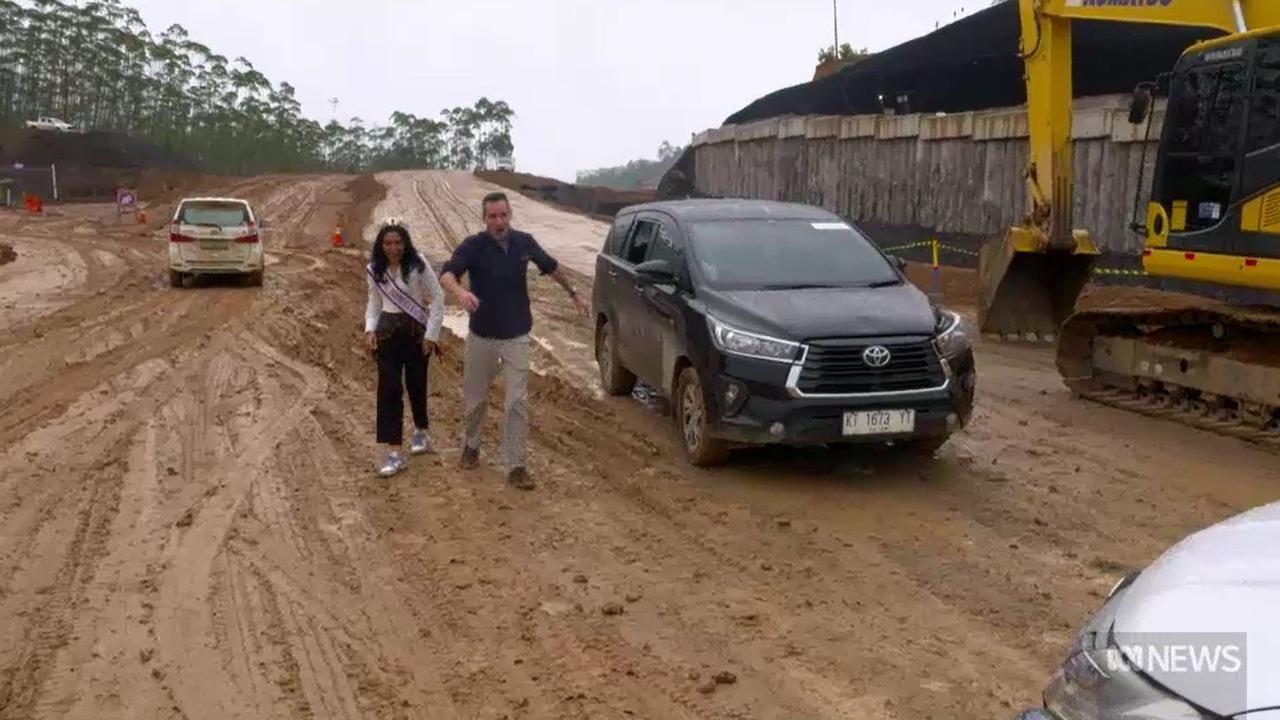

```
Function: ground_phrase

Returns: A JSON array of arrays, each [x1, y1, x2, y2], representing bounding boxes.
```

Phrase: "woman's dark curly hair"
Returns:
[[370, 223, 426, 283]]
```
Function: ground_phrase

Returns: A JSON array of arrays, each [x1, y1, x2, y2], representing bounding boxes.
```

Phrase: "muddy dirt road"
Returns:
[[1, 171, 1277, 720]]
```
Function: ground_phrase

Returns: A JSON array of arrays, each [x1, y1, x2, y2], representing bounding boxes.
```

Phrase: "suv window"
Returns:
[[686, 219, 899, 290], [622, 219, 659, 265], [646, 222, 680, 267], [179, 202, 250, 226], [604, 214, 634, 257]]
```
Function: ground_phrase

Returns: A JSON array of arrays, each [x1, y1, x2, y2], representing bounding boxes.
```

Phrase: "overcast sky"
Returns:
[[125, 0, 979, 182]]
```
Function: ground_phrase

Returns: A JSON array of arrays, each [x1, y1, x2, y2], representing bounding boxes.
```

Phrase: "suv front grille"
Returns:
[[796, 339, 945, 395]]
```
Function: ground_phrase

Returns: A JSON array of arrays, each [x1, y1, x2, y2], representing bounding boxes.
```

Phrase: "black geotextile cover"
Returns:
[[723, 2, 1224, 125]]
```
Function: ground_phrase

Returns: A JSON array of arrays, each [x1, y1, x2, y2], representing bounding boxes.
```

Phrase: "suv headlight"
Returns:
[[707, 316, 800, 363], [1045, 628, 1212, 720], [933, 309, 972, 358]]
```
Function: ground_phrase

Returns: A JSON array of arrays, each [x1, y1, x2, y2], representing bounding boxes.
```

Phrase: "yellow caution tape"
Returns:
[[882, 239, 1145, 276], [879, 240, 933, 253], [938, 243, 979, 257]]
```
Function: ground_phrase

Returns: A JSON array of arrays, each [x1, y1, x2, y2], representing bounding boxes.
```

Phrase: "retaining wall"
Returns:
[[686, 95, 1165, 257]]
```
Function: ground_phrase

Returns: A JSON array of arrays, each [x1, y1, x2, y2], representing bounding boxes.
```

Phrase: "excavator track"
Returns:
[[1056, 305, 1280, 450]]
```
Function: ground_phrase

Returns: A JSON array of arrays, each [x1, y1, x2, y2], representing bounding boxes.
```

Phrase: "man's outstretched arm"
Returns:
[[531, 239, 588, 315]]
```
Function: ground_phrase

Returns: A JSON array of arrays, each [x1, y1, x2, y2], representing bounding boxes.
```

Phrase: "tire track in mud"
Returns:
[[0, 289, 256, 449], [0, 175, 373, 719], [0, 355, 177, 719]]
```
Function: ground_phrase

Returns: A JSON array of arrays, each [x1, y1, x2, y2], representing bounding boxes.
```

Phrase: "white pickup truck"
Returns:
[[25, 116, 75, 132]]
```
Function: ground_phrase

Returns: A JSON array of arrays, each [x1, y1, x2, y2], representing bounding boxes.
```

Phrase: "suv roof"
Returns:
[[179, 197, 251, 205], [621, 198, 842, 223]]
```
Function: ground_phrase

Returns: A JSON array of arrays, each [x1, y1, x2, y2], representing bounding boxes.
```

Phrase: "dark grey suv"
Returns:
[[591, 199, 976, 467]]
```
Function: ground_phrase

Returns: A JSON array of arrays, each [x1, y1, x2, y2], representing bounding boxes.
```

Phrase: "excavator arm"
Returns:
[[978, 0, 1280, 339]]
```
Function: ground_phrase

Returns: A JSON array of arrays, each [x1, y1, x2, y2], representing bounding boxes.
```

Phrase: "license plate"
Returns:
[[199, 241, 228, 252], [843, 409, 915, 436]]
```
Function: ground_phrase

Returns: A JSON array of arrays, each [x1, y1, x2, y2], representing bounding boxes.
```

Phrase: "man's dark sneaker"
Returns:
[[507, 467, 535, 490], [460, 446, 479, 469]]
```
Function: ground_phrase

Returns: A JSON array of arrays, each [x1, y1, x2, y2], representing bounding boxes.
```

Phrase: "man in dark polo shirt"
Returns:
[[439, 191, 588, 489]]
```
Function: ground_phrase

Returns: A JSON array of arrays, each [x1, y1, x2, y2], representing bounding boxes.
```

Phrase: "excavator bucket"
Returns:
[[978, 228, 1098, 341]]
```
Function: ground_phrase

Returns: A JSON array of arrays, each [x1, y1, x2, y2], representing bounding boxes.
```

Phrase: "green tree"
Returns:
[[1, 0, 515, 175], [818, 42, 869, 65], [577, 141, 685, 190]]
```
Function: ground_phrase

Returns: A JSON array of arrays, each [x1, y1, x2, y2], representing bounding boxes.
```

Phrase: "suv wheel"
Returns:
[[169, 270, 185, 288], [597, 320, 635, 396], [244, 269, 263, 287], [675, 366, 728, 467]]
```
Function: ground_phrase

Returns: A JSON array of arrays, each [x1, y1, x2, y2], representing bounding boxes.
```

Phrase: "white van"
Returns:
[[25, 116, 75, 132], [168, 197, 265, 287]]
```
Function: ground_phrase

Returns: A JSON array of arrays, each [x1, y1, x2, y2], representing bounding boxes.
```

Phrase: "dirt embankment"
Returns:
[[901, 261, 1230, 317], [476, 169, 654, 222], [0, 126, 200, 203]]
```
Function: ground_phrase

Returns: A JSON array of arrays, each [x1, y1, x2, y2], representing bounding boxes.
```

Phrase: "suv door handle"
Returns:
[[607, 269, 619, 278]]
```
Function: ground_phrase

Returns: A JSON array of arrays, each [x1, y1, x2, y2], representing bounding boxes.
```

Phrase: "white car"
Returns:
[[168, 197, 265, 287], [25, 116, 74, 132], [496, 156, 515, 172], [1016, 501, 1280, 720]]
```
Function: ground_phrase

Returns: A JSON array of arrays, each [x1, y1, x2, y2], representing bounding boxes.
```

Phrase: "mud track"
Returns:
[[1, 171, 1277, 719]]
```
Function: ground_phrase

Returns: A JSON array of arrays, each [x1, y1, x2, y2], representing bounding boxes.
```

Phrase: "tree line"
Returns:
[[576, 140, 684, 190], [0, 0, 514, 175]]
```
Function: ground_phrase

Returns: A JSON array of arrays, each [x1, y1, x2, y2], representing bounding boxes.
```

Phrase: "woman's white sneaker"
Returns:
[[378, 451, 407, 477], [409, 429, 433, 455]]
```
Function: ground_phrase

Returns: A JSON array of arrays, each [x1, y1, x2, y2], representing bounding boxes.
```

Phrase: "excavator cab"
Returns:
[[1142, 31, 1280, 287]]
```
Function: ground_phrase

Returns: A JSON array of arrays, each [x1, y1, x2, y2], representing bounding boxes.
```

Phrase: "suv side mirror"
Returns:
[[258, 219, 270, 229], [635, 258, 676, 286], [1128, 85, 1153, 125]]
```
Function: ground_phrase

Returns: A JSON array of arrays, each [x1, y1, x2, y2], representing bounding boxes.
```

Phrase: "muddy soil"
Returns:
[[1, 171, 1277, 720]]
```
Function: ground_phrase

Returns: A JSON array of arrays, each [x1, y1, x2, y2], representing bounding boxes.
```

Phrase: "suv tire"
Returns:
[[597, 320, 635, 396], [169, 270, 185, 288], [675, 366, 729, 467], [245, 269, 264, 287]]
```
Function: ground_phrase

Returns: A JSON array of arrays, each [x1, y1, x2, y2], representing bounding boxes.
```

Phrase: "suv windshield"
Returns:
[[179, 202, 250, 227], [686, 219, 900, 290]]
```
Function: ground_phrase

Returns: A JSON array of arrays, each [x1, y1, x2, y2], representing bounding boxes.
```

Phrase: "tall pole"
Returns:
[[833, 0, 839, 57], [326, 98, 339, 165]]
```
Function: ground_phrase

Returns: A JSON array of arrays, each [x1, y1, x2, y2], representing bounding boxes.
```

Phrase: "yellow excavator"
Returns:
[[980, 0, 1280, 444]]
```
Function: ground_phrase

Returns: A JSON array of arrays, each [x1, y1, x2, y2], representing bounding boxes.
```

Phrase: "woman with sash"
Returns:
[[364, 217, 444, 477]]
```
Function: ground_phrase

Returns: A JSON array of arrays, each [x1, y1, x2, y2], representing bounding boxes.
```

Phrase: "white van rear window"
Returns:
[[179, 202, 249, 227]]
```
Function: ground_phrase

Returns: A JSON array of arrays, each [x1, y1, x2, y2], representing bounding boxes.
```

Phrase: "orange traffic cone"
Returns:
[[136, 209, 147, 224], [331, 226, 344, 247]]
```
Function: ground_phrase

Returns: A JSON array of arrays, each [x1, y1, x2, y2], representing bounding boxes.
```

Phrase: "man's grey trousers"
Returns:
[[462, 333, 530, 469]]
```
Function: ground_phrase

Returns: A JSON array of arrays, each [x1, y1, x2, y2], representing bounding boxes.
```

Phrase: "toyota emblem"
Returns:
[[862, 345, 892, 367]]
